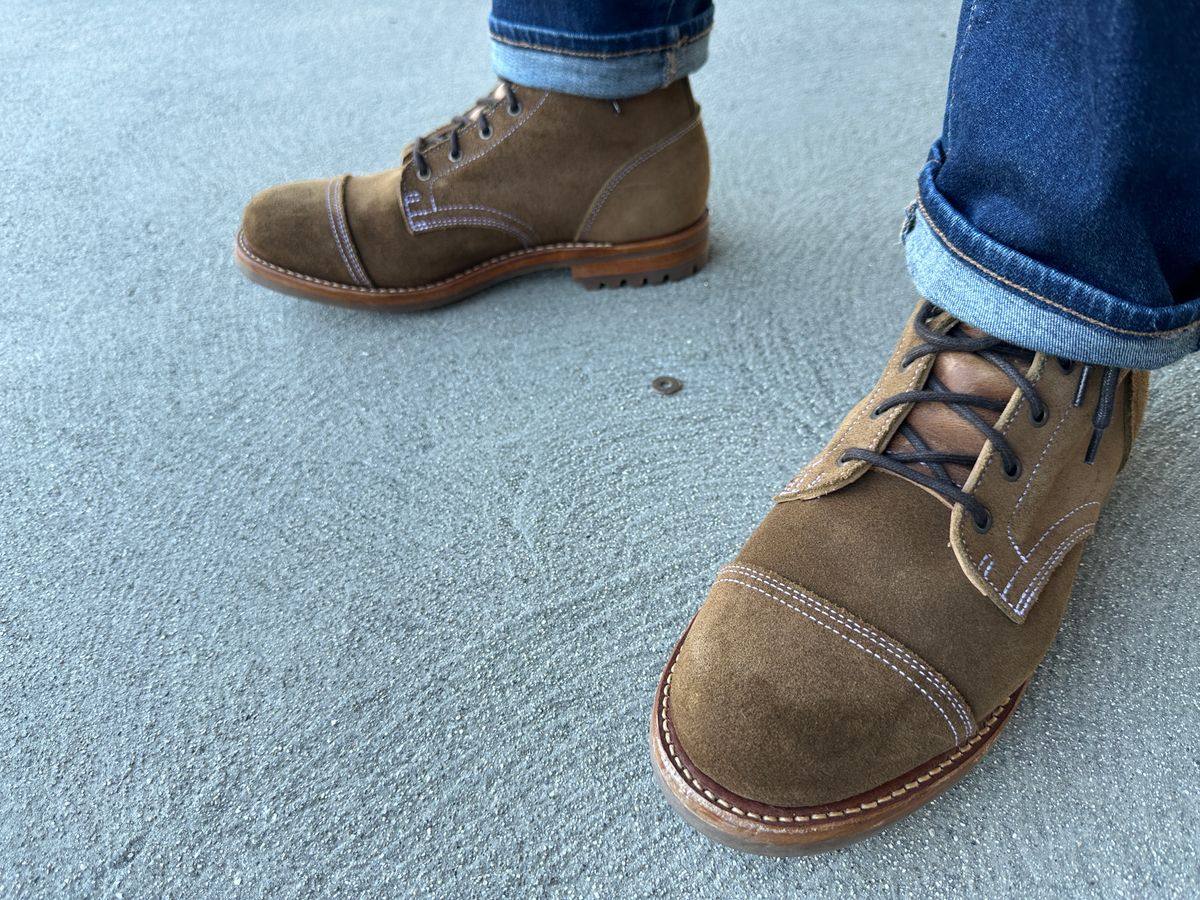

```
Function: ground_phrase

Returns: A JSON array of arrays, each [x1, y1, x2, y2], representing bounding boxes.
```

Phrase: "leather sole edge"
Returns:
[[233, 212, 710, 311], [649, 640, 1028, 856]]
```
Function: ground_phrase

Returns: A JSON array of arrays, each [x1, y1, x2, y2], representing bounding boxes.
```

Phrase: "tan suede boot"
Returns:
[[650, 301, 1150, 854], [235, 80, 709, 309]]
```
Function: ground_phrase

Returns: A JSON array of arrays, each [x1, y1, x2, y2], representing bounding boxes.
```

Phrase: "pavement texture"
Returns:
[[4, 1, 1199, 897]]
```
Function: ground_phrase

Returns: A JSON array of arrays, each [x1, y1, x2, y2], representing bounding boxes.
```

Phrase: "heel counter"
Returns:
[[576, 116, 710, 243]]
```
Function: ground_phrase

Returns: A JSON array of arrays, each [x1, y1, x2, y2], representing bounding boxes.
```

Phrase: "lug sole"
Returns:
[[234, 212, 710, 311], [650, 637, 1028, 856]]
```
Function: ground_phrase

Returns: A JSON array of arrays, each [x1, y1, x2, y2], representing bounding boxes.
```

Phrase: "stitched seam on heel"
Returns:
[[577, 117, 701, 240]]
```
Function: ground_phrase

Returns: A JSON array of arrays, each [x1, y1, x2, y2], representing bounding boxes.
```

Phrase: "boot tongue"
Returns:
[[886, 324, 1022, 486]]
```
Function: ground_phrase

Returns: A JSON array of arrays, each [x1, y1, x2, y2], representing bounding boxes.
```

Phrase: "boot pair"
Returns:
[[236, 82, 1149, 854]]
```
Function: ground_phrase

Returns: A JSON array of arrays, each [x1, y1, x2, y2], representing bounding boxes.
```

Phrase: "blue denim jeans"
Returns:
[[905, 0, 1200, 370], [489, 1, 713, 99], [490, 1, 1200, 370]]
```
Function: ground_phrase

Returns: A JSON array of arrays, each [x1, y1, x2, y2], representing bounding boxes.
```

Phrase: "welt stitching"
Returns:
[[916, 196, 1200, 339], [579, 117, 700, 238], [489, 23, 713, 61], [331, 176, 372, 287], [431, 91, 550, 184], [237, 230, 606, 293], [716, 576, 963, 743], [325, 177, 364, 287], [659, 663, 1009, 824], [721, 565, 975, 733]]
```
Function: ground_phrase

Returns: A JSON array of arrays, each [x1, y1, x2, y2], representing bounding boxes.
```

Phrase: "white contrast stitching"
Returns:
[[325, 176, 369, 287], [333, 176, 373, 287], [578, 116, 701, 239], [411, 216, 531, 245], [237, 230, 606, 294], [715, 575, 964, 743], [1014, 524, 1093, 616], [658, 662, 1012, 825], [412, 203, 538, 242], [780, 358, 927, 496], [431, 91, 550, 184], [721, 565, 976, 734]]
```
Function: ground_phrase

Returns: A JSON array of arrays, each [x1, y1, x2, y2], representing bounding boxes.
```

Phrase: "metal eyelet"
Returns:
[[448, 149, 462, 163], [479, 124, 494, 140], [415, 165, 432, 182], [1030, 405, 1049, 427], [506, 101, 522, 117], [971, 509, 994, 534], [1002, 459, 1023, 482]]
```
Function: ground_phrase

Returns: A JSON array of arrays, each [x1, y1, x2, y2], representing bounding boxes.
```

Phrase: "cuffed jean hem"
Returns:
[[488, 11, 712, 99], [905, 141, 1200, 371]]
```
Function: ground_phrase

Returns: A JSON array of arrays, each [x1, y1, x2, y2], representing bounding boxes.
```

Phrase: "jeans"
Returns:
[[491, 1, 1200, 370], [489, 1, 713, 99], [905, 1, 1200, 369]]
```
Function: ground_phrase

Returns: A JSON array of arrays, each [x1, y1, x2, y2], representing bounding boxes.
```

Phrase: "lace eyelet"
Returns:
[[971, 509, 993, 534], [447, 149, 462, 163], [507, 101, 522, 117], [869, 406, 886, 419], [415, 165, 432, 182], [1002, 459, 1023, 482], [1056, 357, 1075, 373], [479, 124, 494, 140], [1030, 405, 1049, 427]]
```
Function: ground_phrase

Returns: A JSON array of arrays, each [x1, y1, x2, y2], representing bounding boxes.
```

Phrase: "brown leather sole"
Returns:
[[650, 637, 1027, 856], [234, 212, 710, 311]]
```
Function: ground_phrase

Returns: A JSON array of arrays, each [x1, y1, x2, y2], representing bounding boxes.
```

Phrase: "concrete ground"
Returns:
[[3, 1, 1198, 897]]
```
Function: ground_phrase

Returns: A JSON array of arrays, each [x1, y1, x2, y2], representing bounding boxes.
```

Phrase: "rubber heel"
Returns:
[[570, 215, 710, 290]]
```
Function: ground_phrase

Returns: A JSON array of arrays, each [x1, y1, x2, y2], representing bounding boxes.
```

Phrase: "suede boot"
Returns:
[[651, 301, 1150, 854], [235, 80, 709, 309]]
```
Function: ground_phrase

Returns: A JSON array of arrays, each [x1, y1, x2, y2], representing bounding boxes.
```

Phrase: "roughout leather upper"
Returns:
[[667, 302, 1149, 810], [239, 80, 709, 289]]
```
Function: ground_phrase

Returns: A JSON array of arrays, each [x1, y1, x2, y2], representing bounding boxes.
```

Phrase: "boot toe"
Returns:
[[239, 178, 354, 285], [663, 565, 973, 811]]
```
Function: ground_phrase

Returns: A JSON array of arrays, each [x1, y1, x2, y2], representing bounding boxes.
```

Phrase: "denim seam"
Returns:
[[916, 196, 1200, 339], [489, 23, 713, 61], [945, 0, 982, 143]]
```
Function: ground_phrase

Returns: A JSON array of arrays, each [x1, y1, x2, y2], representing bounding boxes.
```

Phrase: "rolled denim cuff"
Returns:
[[905, 141, 1200, 370], [488, 9, 713, 99]]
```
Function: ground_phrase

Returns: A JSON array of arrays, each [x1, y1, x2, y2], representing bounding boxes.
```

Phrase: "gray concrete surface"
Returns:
[[3, 2, 1199, 897]]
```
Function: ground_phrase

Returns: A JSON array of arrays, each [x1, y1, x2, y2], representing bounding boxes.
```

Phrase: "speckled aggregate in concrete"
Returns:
[[3, 2, 1198, 897]]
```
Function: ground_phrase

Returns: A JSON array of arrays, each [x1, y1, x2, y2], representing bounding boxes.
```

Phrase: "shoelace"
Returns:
[[841, 302, 1120, 533], [410, 82, 522, 181]]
